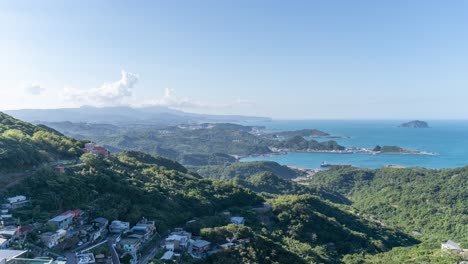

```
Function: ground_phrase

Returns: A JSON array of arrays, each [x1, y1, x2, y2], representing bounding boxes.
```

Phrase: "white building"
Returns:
[[109, 220, 129, 234]]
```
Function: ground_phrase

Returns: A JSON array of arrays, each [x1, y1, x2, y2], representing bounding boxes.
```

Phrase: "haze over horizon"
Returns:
[[2, 1, 468, 119]]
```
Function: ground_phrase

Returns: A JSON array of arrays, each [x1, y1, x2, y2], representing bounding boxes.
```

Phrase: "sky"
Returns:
[[1, 0, 468, 119]]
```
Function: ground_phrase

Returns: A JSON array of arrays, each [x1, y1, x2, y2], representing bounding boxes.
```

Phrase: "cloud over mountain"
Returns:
[[63, 70, 138, 106]]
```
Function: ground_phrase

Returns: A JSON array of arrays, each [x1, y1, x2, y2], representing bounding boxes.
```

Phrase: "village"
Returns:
[[0, 191, 256, 264]]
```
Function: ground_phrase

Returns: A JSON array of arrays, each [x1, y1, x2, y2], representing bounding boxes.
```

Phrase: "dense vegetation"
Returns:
[[264, 128, 331, 138], [275, 135, 345, 151], [8, 150, 262, 231], [196, 161, 303, 180], [0, 112, 85, 170], [306, 166, 468, 262]]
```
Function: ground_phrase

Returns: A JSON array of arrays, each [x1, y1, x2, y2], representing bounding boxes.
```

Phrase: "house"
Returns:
[[441, 240, 462, 254], [0, 214, 14, 226], [191, 240, 211, 255], [5, 196, 29, 209], [0, 238, 9, 249], [160, 251, 175, 261], [119, 238, 141, 253], [83, 143, 110, 159], [40, 232, 59, 248], [60, 209, 86, 225], [0, 226, 18, 239], [109, 220, 129, 234], [92, 217, 109, 229], [130, 219, 156, 241], [0, 250, 28, 263], [230, 216, 245, 225], [165, 233, 190, 251], [219, 242, 235, 250], [76, 253, 96, 264], [54, 166, 65, 173], [48, 213, 74, 229]]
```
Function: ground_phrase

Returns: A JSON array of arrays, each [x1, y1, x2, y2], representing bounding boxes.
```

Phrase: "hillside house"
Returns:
[[83, 143, 110, 158], [165, 231, 191, 251], [40, 229, 66, 248], [109, 220, 129, 234], [54, 167, 65, 173], [191, 240, 211, 256], [119, 238, 141, 253], [48, 213, 73, 229], [0, 227, 18, 239], [60, 209, 86, 225], [4, 196, 29, 209]]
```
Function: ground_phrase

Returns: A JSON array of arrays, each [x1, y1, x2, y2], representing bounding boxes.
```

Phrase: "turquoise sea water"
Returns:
[[241, 120, 468, 169]]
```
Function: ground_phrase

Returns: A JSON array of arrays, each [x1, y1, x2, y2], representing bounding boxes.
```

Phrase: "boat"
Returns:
[[320, 161, 332, 168]]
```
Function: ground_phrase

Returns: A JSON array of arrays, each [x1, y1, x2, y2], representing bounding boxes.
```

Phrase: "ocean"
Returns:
[[240, 120, 468, 169]]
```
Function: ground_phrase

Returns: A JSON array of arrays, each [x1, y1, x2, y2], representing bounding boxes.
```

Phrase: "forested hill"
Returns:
[[8, 150, 417, 263], [306, 166, 468, 247], [0, 112, 86, 170]]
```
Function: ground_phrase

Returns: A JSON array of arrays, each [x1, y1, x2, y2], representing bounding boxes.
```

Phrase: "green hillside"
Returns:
[[0, 112, 85, 171]]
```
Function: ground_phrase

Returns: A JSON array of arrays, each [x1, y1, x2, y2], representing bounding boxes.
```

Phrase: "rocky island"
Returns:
[[399, 120, 429, 128], [373, 145, 434, 155]]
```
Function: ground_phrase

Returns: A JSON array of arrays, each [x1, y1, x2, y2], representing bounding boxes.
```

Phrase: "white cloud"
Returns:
[[143, 88, 254, 111], [145, 88, 207, 108], [63, 70, 139, 106], [24, 84, 45, 95]]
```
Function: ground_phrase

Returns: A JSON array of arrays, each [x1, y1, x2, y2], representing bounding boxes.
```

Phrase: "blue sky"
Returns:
[[1, 0, 468, 119]]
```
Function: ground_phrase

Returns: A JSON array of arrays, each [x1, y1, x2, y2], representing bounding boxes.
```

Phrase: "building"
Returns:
[[441, 240, 468, 260], [92, 217, 109, 228], [130, 219, 156, 241], [60, 209, 85, 225], [165, 234, 189, 251], [48, 213, 73, 230], [119, 238, 141, 253], [0, 215, 14, 227], [83, 143, 109, 159], [4, 196, 29, 210], [0, 250, 27, 263], [0, 238, 9, 249], [54, 167, 65, 173], [0, 227, 17, 239], [109, 221, 129, 234], [76, 253, 95, 264], [191, 240, 211, 255], [230, 216, 245, 225], [40, 229, 66, 248], [441, 240, 462, 254]]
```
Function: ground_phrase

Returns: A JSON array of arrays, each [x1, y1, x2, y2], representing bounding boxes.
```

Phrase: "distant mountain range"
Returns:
[[5, 106, 271, 126]]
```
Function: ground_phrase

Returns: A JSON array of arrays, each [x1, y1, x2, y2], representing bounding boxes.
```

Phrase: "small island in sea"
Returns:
[[399, 120, 429, 128], [373, 145, 434, 155]]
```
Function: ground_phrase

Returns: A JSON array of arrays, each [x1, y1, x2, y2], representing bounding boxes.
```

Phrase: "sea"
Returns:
[[240, 120, 468, 169]]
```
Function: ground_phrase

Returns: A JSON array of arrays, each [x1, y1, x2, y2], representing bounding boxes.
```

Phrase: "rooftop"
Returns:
[[49, 213, 73, 222], [0, 250, 27, 262], [192, 240, 210, 248]]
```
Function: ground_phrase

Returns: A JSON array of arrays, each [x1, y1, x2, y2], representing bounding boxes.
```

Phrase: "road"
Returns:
[[108, 235, 121, 264], [139, 246, 158, 264]]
